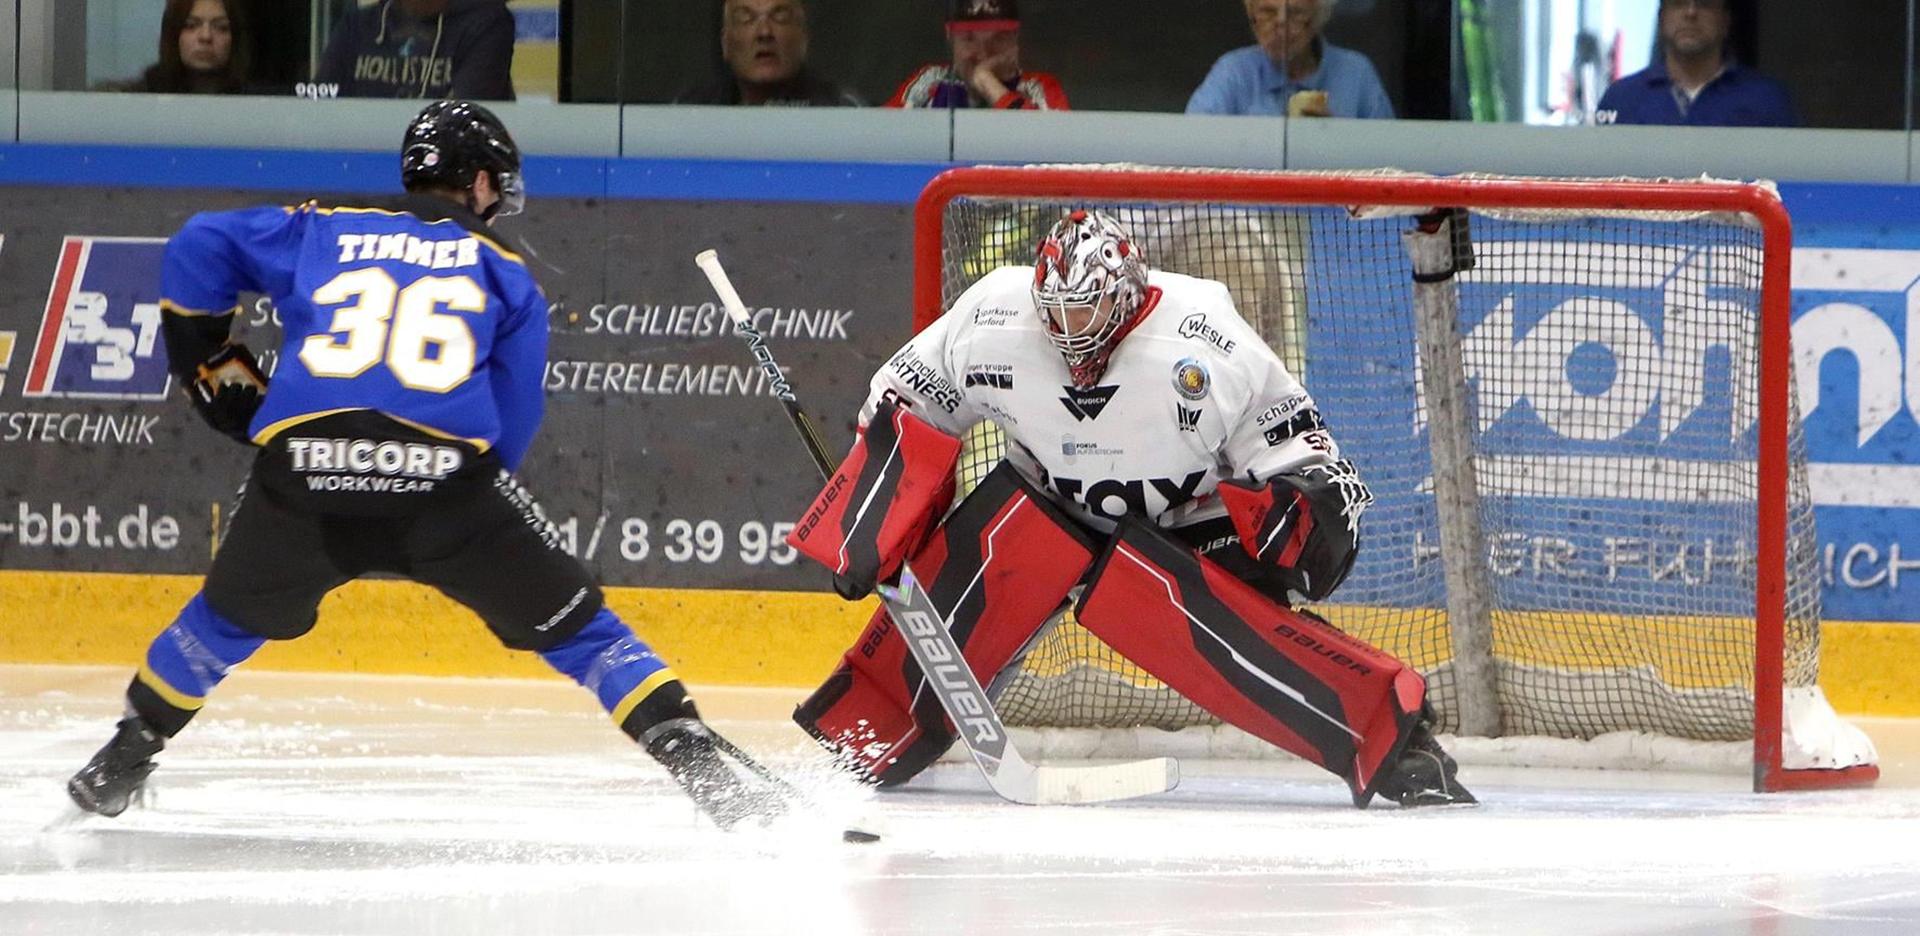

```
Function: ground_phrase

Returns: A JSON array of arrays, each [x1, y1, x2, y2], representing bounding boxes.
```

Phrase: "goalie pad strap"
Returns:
[[1074, 517, 1426, 806], [794, 462, 1096, 785], [788, 397, 961, 590]]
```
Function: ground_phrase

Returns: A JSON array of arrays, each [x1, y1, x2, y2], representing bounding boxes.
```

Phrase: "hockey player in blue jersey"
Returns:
[[67, 101, 777, 830]]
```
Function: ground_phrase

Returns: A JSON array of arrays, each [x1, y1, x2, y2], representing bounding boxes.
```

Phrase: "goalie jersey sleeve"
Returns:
[[857, 283, 987, 437], [162, 201, 550, 470], [1218, 325, 1342, 484]]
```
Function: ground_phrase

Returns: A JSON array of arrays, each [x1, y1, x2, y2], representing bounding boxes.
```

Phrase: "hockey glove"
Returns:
[[1217, 459, 1374, 603], [188, 344, 268, 445]]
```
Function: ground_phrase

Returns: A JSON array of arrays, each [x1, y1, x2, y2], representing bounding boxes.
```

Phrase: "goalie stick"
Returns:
[[695, 249, 1179, 806]]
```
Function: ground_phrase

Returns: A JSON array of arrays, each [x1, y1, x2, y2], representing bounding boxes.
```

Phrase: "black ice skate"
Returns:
[[67, 716, 165, 817], [1378, 718, 1476, 808], [643, 719, 786, 831]]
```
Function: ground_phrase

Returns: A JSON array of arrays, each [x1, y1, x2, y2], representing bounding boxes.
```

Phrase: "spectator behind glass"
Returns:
[[888, 0, 1067, 110], [1187, 0, 1393, 119], [677, 0, 862, 106], [315, 0, 515, 100], [1594, 0, 1795, 127], [123, 0, 251, 94]]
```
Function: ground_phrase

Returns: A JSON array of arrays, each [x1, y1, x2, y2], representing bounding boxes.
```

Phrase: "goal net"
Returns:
[[913, 165, 1877, 792]]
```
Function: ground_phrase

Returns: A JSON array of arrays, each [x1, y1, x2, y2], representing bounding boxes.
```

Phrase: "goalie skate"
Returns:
[[1377, 719, 1476, 808]]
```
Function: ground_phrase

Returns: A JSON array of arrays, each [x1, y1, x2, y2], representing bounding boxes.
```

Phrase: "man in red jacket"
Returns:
[[887, 0, 1067, 110]]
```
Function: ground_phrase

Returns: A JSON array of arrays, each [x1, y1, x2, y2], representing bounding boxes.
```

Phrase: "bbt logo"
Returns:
[[22, 237, 172, 400], [0, 235, 9, 392], [0, 331, 15, 395]]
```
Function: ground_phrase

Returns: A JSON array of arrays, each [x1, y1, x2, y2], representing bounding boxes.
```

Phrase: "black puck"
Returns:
[[842, 828, 881, 844]]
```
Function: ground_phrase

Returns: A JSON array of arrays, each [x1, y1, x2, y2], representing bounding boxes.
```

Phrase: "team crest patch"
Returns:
[[1172, 358, 1209, 401]]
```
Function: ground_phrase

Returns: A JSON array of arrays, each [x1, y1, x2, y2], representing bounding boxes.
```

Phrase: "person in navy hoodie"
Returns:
[[1595, 0, 1795, 128], [317, 0, 516, 100]]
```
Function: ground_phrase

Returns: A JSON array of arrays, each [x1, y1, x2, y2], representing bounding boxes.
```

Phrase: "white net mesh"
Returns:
[[930, 168, 1821, 742]]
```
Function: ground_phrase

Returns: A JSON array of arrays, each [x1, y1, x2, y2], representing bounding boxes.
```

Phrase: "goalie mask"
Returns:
[[1032, 210, 1150, 388]]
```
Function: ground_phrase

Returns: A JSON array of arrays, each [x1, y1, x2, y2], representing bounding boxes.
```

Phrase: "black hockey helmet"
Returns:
[[401, 100, 525, 218]]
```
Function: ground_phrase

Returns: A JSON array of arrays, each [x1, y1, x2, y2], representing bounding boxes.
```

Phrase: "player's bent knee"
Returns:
[[794, 462, 1098, 785], [538, 606, 692, 740], [1075, 517, 1426, 807], [127, 593, 268, 737], [200, 582, 323, 642]]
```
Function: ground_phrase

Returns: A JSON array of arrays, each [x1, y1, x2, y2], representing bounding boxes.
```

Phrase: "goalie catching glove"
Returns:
[[188, 343, 268, 446], [786, 396, 962, 600], [1215, 459, 1374, 603]]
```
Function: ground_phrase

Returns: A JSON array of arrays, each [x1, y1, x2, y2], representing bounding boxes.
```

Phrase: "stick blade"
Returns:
[[1031, 757, 1180, 805], [980, 748, 1180, 806]]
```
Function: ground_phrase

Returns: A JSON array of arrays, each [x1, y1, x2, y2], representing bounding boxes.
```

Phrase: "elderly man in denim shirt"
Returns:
[[1187, 0, 1392, 119]]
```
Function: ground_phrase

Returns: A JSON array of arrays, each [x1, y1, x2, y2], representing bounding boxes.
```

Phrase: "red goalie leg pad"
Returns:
[[1076, 517, 1427, 806], [787, 397, 962, 590], [793, 463, 1096, 785]]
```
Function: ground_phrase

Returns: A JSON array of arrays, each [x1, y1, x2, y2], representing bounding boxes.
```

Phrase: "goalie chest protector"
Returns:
[[932, 266, 1320, 532]]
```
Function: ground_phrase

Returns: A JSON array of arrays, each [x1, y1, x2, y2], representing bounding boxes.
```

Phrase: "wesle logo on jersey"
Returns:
[[22, 238, 172, 401], [1178, 312, 1237, 354]]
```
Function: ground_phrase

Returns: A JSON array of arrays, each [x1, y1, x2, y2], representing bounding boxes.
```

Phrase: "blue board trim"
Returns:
[[8, 143, 1920, 220], [0, 143, 947, 204]]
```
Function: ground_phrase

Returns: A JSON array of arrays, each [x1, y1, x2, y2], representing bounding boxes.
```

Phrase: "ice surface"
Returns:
[[5, 665, 1918, 936]]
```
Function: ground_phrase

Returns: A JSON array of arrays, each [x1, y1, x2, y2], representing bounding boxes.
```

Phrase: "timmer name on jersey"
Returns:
[[864, 265, 1340, 531], [161, 195, 548, 471]]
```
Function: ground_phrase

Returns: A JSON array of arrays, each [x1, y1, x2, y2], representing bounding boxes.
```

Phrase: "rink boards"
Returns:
[[0, 147, 1916, 714]]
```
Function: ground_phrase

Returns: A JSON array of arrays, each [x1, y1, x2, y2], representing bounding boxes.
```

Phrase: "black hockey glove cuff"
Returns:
[[1217, 459, 1374, 602], [188, 344, 268, 446], [832, 571, 876, 602]]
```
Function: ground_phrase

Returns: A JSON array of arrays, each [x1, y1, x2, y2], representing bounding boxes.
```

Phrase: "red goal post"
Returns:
[[911, 165, 1877, 793]]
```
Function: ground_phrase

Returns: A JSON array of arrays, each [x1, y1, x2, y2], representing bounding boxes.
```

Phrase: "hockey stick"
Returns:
[[696, 249, 1178, 806]]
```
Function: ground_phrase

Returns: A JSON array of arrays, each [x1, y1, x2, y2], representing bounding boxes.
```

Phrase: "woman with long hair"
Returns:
[[128, 0, 252, 94]]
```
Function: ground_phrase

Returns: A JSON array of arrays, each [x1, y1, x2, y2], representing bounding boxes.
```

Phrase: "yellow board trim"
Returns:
[[0, 570, 874, 689], [135, 660, 206, 711], [3, 570, 1914, 717], [610, 667, 680, 728]]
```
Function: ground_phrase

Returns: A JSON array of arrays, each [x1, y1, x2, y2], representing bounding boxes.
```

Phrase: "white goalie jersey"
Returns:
[[862, 266, 1346, 531]]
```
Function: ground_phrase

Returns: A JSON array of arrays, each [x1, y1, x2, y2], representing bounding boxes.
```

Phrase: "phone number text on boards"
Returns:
[[549, 516, 799, 567]]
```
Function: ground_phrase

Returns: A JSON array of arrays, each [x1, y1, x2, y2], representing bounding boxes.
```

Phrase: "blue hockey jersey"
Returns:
[[160, 196, 549, 469]]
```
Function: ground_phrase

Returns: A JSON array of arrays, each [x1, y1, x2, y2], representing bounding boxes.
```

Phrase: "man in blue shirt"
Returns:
[[1594, 0, 1796, 127], [1187, 0, 1394, 119], [65, 102, 782, 832]]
